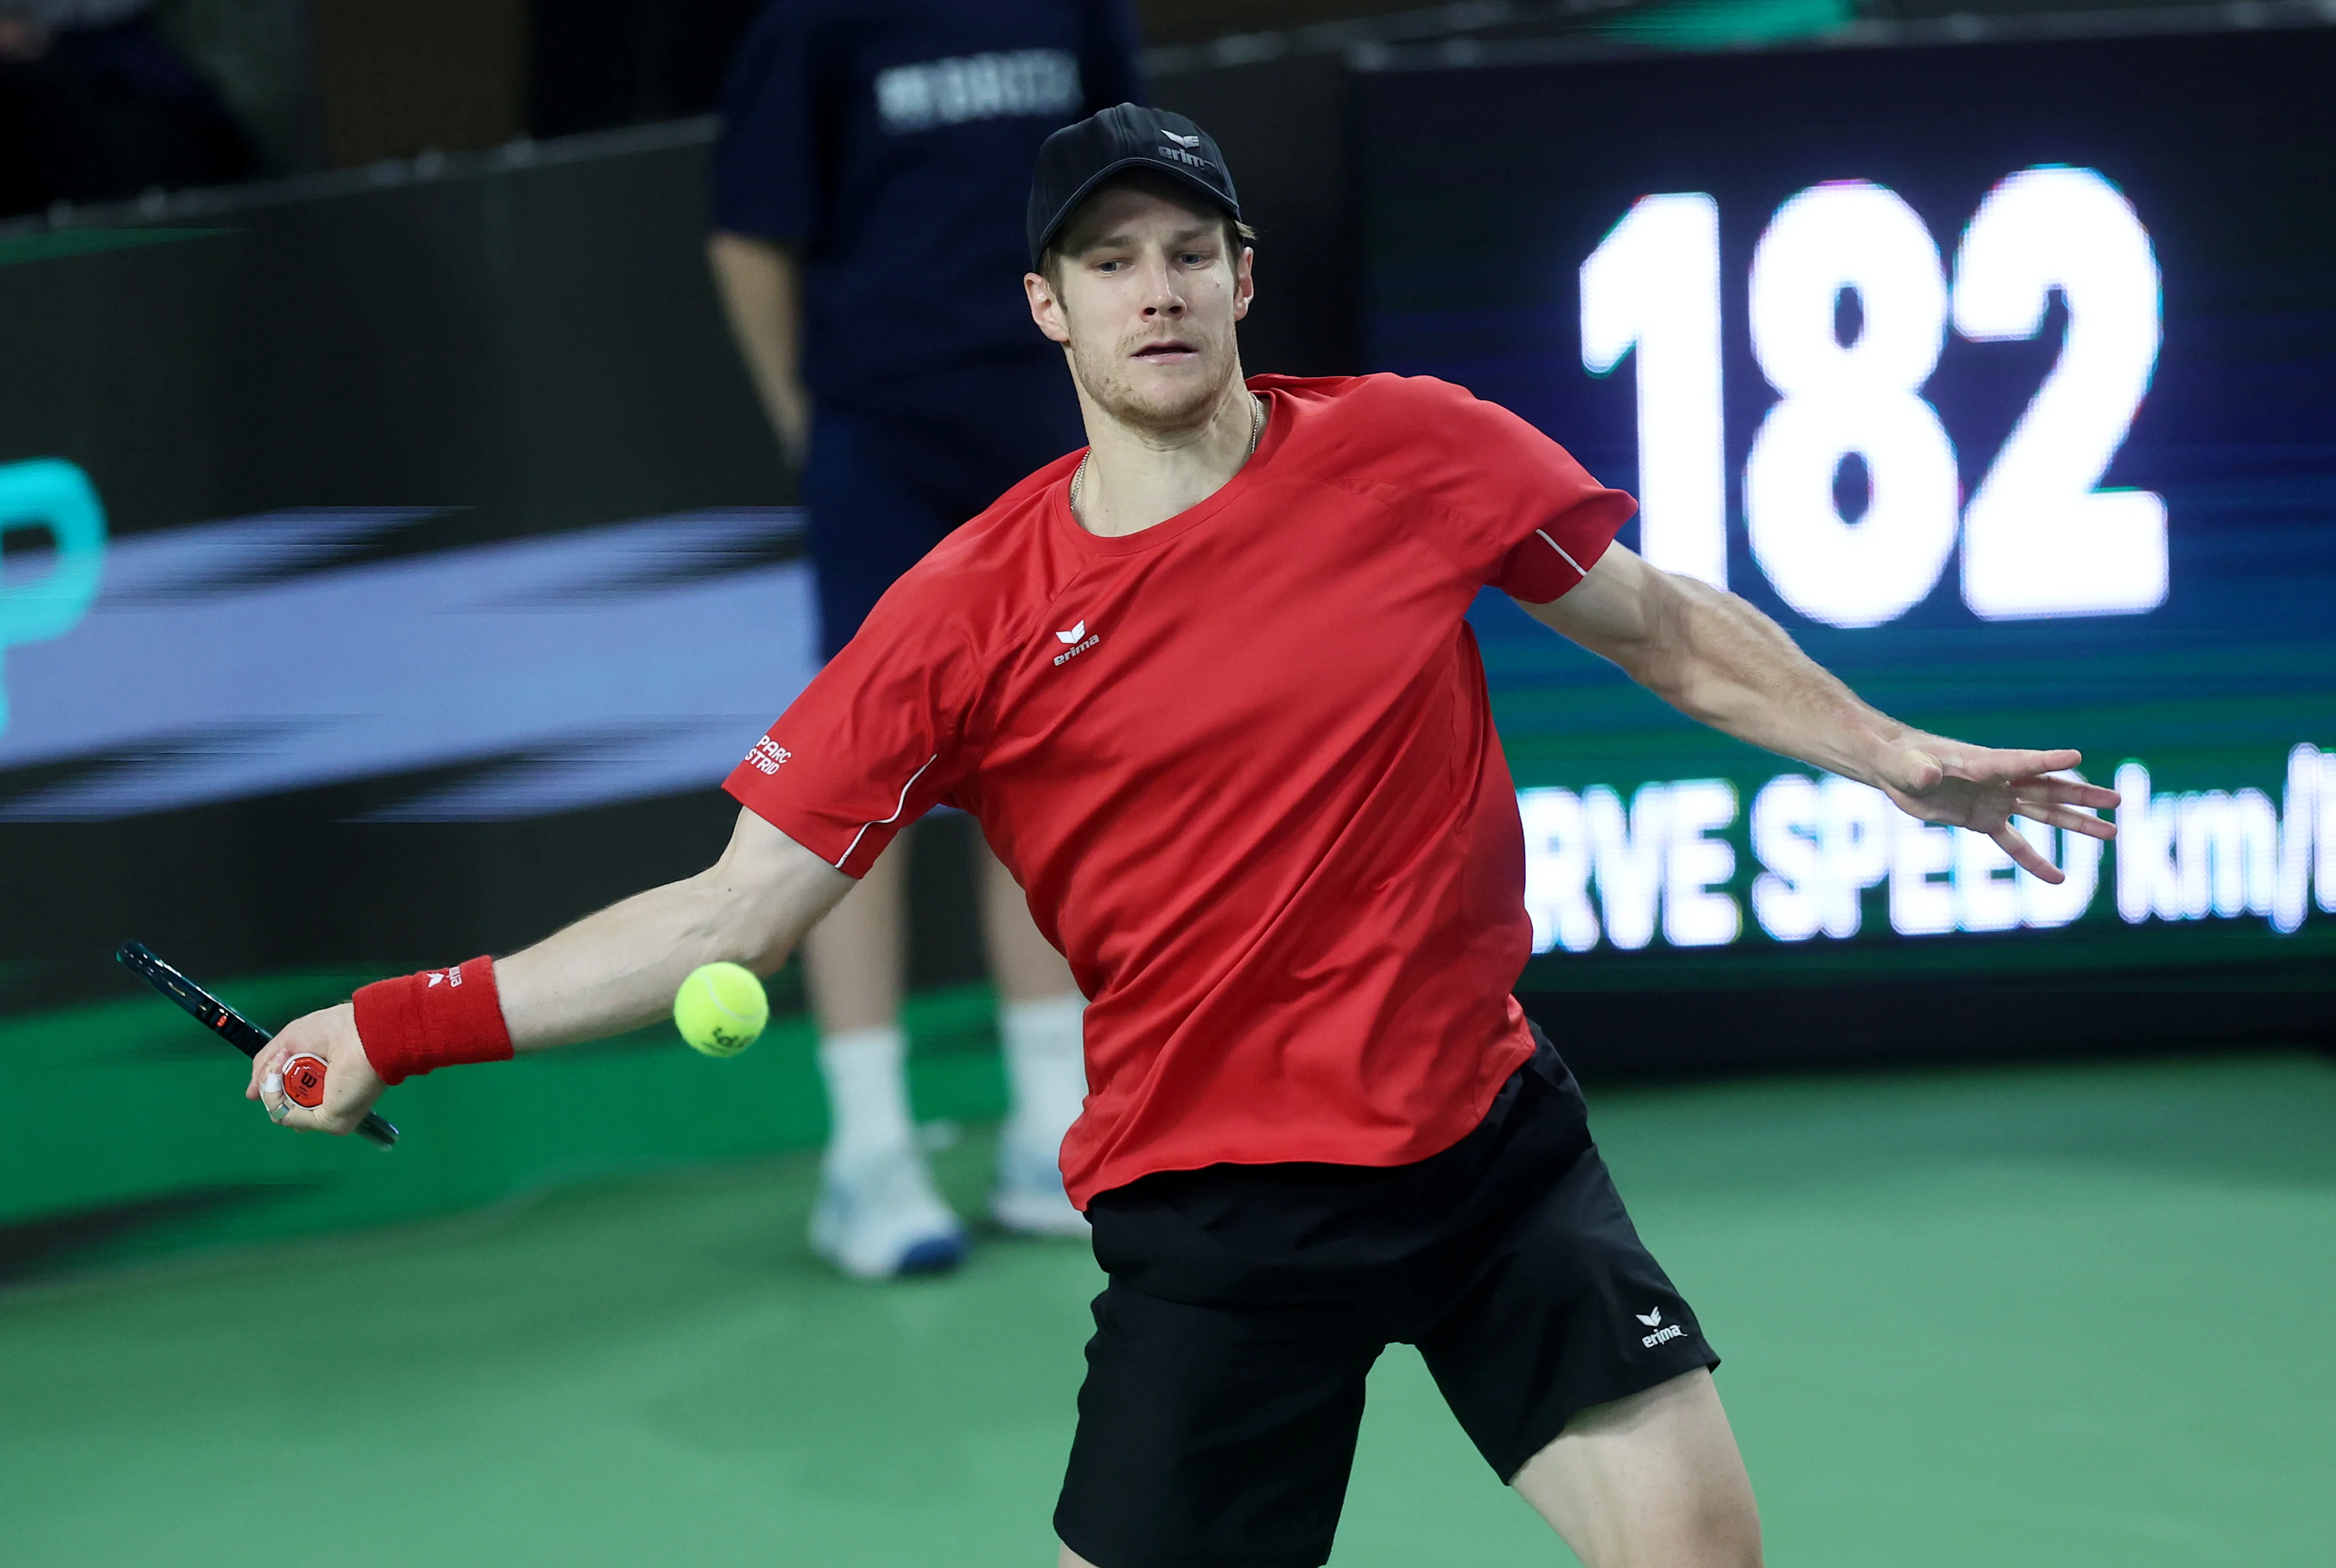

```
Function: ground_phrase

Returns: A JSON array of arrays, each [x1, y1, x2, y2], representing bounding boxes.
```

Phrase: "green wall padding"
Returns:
[[0, 971, 1009, 1279]]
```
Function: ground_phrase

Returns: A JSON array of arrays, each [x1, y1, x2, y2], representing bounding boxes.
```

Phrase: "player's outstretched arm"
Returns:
[[493, 808, 851, 1049], [245, 809, 852, 1134], [1516, 543, 2118, 883]]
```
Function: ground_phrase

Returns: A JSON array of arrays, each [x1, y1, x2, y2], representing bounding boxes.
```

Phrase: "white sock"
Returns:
[[998, 992, 1087, 1151], [818, 1025, 914, 1164]]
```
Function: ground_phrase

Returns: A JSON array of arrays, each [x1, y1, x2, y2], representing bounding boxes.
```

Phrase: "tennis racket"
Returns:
[[116, 940, 400, 1151]]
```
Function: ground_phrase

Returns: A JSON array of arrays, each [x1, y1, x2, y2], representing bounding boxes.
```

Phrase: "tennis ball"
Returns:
[[673, 962, 767, 1058]]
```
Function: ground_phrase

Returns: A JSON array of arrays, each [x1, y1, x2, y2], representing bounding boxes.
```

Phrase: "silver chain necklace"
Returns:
[[1071, 392, 1264, 518]]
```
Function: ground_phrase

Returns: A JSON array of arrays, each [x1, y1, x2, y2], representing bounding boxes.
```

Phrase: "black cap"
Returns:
[[1026, 103, 1241, 268]]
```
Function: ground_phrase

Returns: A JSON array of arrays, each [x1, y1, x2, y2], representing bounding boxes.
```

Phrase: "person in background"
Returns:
[[0, 0, 252, 218], [704, 1, 1142, 1280]]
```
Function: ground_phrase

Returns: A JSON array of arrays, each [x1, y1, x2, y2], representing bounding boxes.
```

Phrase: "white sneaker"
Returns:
[[989, 1131, 1089, 1238], [809, 1143, 967, 1280]]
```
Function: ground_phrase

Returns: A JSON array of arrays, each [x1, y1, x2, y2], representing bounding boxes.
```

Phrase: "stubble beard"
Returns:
[[1067, 325, 1239, 437]]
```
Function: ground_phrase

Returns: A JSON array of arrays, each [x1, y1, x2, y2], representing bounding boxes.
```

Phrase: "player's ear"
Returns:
[[1232, 246, 1254, 322], [1026, 271, 1071, 344]]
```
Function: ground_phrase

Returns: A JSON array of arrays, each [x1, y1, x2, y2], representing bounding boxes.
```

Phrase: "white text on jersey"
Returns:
[[876, 50, 1079, 134]]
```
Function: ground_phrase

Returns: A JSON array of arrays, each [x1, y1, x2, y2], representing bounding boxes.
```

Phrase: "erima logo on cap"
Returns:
[[1162, 131, 1201, 148]]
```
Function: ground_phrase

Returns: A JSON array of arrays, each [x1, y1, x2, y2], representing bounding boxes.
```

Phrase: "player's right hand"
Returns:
[[1872, 737, 2119, 884], [243, 1002, 387, 1136]]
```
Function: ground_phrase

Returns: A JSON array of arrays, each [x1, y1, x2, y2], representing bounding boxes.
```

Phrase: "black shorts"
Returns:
[[1055, 1025, 1718, 1568]]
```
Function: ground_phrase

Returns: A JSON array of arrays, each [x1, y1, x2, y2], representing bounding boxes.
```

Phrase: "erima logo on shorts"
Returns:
[[746, 737, 792, 775], [1637, 1307, 1686, 1349], [1053, 620, 1100, 666]]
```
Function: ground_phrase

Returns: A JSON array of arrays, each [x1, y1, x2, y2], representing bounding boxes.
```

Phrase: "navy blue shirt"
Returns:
[[713, 0, 1141, 409]]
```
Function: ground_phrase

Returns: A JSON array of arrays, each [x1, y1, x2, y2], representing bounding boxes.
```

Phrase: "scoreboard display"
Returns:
[[1360, 26, 2336, 994]]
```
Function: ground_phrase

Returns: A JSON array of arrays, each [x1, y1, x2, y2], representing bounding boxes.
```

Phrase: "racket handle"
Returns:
[[356, 1112, 399, 1150]]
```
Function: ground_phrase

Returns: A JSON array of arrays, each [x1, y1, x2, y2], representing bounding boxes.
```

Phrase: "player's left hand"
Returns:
[[243, 1002, 387, 1136], [1872, 739, 2119, 884]]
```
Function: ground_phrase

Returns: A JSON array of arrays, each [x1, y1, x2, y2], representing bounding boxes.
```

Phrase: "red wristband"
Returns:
[[351, 957, 514, 1085]]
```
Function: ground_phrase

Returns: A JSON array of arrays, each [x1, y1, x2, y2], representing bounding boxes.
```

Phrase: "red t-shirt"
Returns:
[[726, 373, 1633, 1206]]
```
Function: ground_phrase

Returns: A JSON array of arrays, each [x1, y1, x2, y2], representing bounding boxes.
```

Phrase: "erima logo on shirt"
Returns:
[[746, 737, 792, 776], [1053, 620, 1100, 666], [875, 49, 1079, 134], [1638, 1306, 1686, 1349]]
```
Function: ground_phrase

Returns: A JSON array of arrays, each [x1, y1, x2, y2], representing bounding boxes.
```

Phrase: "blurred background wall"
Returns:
[[10, 0, 2288, 209]]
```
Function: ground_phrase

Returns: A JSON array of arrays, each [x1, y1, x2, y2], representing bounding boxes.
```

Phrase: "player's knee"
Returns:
[[1680, 1476, 1762, 1568]]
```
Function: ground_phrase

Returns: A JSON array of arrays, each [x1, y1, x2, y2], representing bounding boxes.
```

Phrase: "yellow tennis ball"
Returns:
[[673, 962, 767, 1058]]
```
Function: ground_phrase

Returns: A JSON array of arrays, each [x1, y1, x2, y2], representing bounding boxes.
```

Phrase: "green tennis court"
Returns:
[[5, 1049, 2330, 1566]]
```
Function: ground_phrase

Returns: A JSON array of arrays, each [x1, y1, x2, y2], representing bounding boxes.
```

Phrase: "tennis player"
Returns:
[[249, 105, 2118, 1568]]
